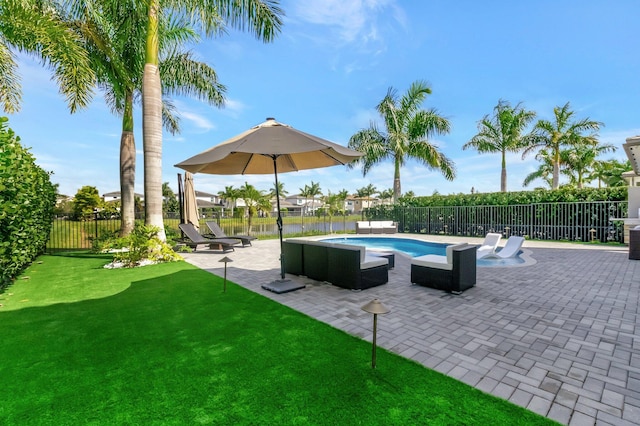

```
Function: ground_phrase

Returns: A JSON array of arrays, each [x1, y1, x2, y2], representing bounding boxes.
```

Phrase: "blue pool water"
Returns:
[[321, 237, 447, 257], [320, 237, 526, 267]]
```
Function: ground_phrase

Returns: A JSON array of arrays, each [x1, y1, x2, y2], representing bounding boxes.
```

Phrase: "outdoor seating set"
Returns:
[[409, 234, 525, 294], [281, 234, 524, 294], [282, 240, 389, 291], [355, 221, 398, 234]]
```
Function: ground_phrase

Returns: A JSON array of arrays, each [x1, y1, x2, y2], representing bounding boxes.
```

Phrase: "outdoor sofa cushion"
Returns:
[[411, 243, 477, 294]]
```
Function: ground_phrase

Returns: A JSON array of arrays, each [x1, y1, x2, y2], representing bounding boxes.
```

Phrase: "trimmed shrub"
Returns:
[[0, 117, 57, 290], [404, 187, 628, 207]]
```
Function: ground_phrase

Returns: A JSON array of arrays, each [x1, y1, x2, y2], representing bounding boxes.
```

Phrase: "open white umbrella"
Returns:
[[175, 118, 363, 292]]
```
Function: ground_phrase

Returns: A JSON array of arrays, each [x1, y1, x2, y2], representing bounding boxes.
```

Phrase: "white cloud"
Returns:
[[179, 111, 215, 132], [291, 0, 403, 45]]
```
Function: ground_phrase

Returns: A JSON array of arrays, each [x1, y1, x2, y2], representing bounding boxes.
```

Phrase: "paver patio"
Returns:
[[182, 234, 640, 426]]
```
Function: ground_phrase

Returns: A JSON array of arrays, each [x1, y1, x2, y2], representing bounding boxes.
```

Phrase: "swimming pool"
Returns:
[[321, 237, 447, 257], [320, 236, 526, 267]]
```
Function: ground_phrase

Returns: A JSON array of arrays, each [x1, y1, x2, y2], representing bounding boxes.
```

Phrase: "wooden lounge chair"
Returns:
[[205, 221, 257, 247], [178, 223, 240, 252]]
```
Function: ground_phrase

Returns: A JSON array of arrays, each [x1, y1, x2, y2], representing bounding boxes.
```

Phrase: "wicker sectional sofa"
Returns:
[[282, 239, 389, 290], [410, 243, 477, 294]]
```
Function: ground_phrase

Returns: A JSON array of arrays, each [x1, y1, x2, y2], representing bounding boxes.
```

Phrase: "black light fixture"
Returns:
[[361, 299, 390, 369], [218, 256, 233, 292]]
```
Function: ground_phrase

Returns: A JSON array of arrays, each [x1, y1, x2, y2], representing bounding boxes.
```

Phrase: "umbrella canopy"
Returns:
[[183, 172, 200, 230], [175, 118, 363, 288], [174, 118, 363, 175]]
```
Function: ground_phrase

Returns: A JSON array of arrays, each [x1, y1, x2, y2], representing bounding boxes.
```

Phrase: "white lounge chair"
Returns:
[[476, 232, 502, 259], [482, 236, 525, 259]]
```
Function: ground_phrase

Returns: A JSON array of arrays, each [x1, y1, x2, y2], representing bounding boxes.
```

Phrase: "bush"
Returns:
[[402, 187, 627, 208], [111, 224, 182, 267], [0, 117, 57, 290]]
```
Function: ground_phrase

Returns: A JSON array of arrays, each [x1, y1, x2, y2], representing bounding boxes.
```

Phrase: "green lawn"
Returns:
[[0, 254, 557, 425]]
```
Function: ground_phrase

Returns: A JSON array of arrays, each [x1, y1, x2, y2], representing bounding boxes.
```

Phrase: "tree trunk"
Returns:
[[119, 91, 135, 236], [393, 158, 402, 202], [119, 131, 136, 236], [142, 0, 165, 240], [500, 150, 507, 192], [552, 145, 561, 190]]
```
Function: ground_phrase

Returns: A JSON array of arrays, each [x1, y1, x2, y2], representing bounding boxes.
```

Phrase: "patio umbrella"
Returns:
[[183, 172, 200, 230], [175, 117, 363, 291]]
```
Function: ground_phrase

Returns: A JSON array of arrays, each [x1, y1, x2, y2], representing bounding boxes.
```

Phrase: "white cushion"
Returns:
[[411, 254, 452, 271], [361, 255, 388, 269], [356, 221, 371, 228], [370, 221, 384, 228], [446, 243, 467, 264], [379, 221, 394, 227]]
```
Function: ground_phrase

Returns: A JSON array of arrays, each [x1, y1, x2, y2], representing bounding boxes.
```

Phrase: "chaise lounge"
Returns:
[[476, 232, 502, 259], [410, 243, 477, 294], [205, 221, 257, 247], [178, 223, 241, 252], [482, 236, 525, 259]]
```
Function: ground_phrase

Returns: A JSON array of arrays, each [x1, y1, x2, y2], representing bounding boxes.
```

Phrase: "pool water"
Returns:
[[320, 236, 526, 267], [321, 237, 447, 257]]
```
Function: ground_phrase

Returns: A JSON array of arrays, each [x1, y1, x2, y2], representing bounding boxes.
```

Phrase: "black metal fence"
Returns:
[[369, 201, 627, 243], [46, 211, 358, 253], [47, 201, 628, 253]]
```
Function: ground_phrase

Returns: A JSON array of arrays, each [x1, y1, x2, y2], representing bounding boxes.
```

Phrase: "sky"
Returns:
[[6, 0, 640, 199]]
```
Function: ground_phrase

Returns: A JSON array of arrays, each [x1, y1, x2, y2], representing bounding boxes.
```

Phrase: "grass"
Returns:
[[0, 254, 558, 425]]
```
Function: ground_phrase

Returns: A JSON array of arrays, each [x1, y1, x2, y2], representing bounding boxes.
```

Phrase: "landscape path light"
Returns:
[[361, 298, 390, 369], [219, 256, 233, 293]]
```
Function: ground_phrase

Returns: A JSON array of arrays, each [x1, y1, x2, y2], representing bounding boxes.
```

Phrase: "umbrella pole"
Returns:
[[273, 157, 286, 280], [177, 173, 184, 225], [261, 156, 304, 294]]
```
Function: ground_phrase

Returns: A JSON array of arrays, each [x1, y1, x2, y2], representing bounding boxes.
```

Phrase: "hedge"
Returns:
[[0, 117, 57, 290], [403, 187, 628, 207]]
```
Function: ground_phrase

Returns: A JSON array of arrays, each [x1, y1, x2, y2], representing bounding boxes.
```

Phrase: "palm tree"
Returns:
[[561, 137, 616, 188], [65, 1, 225, 236], [592, 159, 630, 188], [0, 0, 95, 113], [523, 102, 603, 190], [379, 188, 394, 203], [238, 182, 269, 234], [162, 181, 180, 213], [356, 183, 378, 199], [523, 149, 554, 189], [323, 191, 347, 233], [463, 100, 536, 192], [348, 80, 454, 202], [306, 181, 322, 215], [218, 185, 239, 217], [142, 0, 283, 241], [270, 181, 287, 199]]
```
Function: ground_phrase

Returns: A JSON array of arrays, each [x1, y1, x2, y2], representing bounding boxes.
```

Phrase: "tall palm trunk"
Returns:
[[500, 151, 507, 192], [119, 90, 135, 236], [142, 0, 165, 240], [552, 148, 561, 190], [393, 158, 402, 202]]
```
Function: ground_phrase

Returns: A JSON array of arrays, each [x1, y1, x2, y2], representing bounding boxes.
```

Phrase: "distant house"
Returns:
[[348, 196, 379, 214], [285, 194, 322, 215], [102, 191, 144, 202], [194, 190, 223, 208]]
